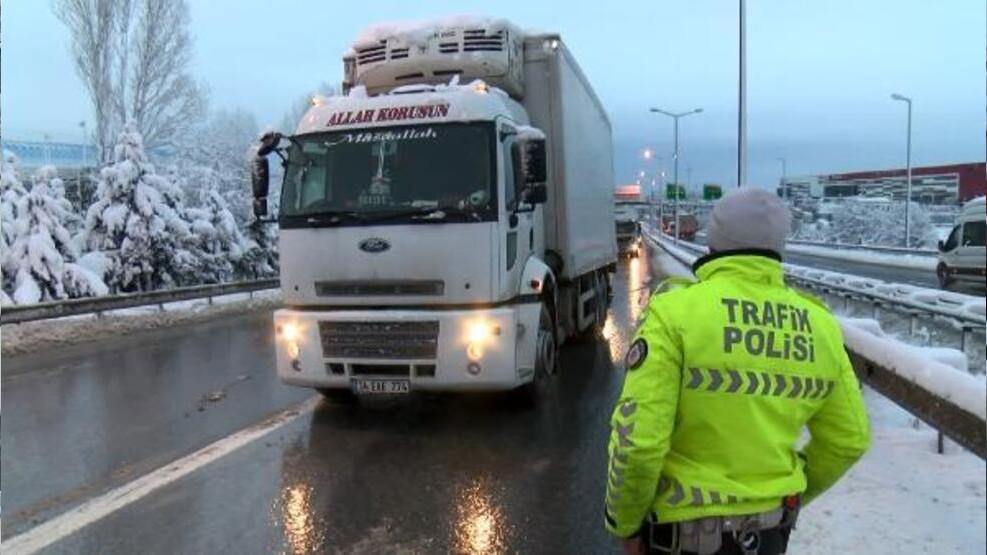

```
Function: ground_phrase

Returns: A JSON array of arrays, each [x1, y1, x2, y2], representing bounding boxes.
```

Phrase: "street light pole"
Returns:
[[650, 107, 703, 243], [777, 157, 787, 199], [738, 0, 747, 188], [891, 93, 913, 247]]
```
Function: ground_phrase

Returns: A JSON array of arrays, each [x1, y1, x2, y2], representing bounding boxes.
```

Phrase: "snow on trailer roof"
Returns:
[[351, 15, 527, 49]]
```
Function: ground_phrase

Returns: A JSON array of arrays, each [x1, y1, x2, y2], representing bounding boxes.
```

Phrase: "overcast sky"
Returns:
[[2, 0, 985, 190]]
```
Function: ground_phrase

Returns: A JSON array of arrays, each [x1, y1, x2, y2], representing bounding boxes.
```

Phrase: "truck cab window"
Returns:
[[504, 138, 521, 210], [279, 122, 497, 224], [961, 221, 986, 247]]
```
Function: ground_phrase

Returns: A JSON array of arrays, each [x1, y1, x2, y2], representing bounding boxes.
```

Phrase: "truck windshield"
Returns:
[[280, 122, 495, 224]]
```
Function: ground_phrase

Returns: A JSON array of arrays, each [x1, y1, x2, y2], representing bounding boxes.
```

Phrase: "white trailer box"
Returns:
[[522, 35, 616, 280]]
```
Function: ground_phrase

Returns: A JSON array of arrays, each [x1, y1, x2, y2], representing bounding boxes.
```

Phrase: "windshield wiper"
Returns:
[[283, 211, 369, 226], [374, 205, 483, 223]]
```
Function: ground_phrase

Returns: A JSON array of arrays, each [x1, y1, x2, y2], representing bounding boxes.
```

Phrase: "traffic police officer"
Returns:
[[605, 188, 870, 554]]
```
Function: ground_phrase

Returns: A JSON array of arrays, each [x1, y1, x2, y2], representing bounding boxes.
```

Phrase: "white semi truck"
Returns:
[[251, 19, 616, 402]]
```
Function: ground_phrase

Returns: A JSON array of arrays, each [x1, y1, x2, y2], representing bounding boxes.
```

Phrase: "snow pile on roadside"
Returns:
[[785, 243, 936, 272], [795, 198, 939, 248], [790, 387, 986, 554], [840, 318, 985, 419], [1, 289, 282, 356]]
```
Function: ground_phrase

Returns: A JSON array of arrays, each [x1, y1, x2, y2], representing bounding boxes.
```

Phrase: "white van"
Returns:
[[936, 196, 986, 289]]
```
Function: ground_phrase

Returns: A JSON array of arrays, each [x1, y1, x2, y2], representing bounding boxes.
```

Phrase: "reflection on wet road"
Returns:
[[7, 245, 672, 554]]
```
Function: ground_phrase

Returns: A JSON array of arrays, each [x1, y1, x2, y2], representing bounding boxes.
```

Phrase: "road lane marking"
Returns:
[[2, 396, 320, 555]]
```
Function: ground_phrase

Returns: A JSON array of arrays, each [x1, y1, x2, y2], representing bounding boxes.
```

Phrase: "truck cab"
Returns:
[[251, 19, 616, 402]]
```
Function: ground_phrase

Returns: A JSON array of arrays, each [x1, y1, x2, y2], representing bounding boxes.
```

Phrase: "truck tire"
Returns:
[[515, 304, 557, 405], [318, 388, 358, 405], [936, 263, 953, 290]]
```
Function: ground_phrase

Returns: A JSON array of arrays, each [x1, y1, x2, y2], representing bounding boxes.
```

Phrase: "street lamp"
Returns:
[[649, 107, 703, 243], [890, 93, 913, 248], [777, 157, 787, 199]]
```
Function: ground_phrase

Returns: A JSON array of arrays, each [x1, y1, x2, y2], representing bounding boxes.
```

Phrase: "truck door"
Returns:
[[499, 122, 534, 298]]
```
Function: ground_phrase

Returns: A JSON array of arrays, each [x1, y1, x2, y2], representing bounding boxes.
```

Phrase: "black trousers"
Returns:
[[643, 522, 793, 555]]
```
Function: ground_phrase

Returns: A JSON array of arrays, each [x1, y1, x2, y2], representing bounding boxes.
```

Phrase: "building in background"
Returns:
[[779, 162, 986, 205]]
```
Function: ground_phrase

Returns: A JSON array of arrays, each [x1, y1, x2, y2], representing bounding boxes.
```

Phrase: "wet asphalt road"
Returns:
[[2, 249, 667, 553]]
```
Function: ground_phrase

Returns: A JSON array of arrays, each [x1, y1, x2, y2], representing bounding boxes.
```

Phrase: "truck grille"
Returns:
[[315, 280, 445, 297], [319, 321, 440, 359]]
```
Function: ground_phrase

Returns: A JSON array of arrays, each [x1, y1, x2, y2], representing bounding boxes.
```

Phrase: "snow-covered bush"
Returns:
[[81, 123, 198, 292], [2, 166, 108, 303], [186, 190, 247, 283], [795, 198, 938, 248]]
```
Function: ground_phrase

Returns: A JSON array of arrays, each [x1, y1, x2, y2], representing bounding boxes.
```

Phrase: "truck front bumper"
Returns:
[[273, 303, 541, 392]]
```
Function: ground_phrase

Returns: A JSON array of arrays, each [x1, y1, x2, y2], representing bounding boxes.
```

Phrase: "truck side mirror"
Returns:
[[253, 198, 268, 218], [252, 156, 270, 199], [937, 239, 945, 252], [521, 138, 547, 184], [526, 184, 548, 205], [251, 155, 270, 219]]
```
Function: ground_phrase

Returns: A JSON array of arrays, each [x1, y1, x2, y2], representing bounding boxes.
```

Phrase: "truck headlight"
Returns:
[[464, 320, 500, 361], [277, 321, 303, 360]]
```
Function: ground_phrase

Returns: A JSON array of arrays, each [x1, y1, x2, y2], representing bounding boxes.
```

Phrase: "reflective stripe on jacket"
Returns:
[[605, 253, 870, 538]]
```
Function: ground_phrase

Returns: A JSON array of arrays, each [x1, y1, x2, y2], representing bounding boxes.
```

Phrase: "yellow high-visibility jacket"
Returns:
[[605, 252, 870, 538]]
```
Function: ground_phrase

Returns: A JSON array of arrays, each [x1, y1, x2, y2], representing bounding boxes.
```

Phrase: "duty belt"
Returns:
[[649, 504, 795, 555]]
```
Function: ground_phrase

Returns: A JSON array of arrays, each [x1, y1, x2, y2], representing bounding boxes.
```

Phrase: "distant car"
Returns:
[[936, 196, 986, 289], [616, 220, 641, 257], [661, 213, 699, 242]]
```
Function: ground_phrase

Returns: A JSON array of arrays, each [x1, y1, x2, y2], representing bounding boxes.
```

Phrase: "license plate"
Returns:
[[351, 378, 410, 395]]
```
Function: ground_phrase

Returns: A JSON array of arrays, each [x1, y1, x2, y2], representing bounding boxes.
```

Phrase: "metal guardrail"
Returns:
[[786, 272, 985, 328], [787, 238, 938, 257], [0, 278, 280, 325], [645, 230, 986, 460], [848, 349, 986, 460]]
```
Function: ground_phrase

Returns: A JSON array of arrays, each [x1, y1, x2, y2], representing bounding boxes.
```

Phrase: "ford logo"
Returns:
[[358, 237, 391, 253]]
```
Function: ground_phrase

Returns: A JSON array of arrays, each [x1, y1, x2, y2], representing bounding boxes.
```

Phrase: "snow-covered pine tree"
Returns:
[[180, 109, 259, 227], [3, 166, 109, 303], [1, 152, 30, 293], [81, 123, 197, 292], [187, 189, 248, 283]]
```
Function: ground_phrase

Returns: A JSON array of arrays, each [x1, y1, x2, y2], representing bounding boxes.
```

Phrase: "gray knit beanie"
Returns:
[[707, 187, 791, 255]]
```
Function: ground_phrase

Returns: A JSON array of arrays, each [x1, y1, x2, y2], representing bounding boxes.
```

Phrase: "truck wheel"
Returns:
[[318, 388, 358, 405], [515, 304, 556, 405], [936, 263, 952, 290]]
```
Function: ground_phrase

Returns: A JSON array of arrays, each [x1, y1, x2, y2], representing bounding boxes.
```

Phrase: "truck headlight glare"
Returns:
[[467, 321, 493, 345], [467, 342, 484, 361], [286, 341, 301, 360], [280, 322, 301, 342]]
